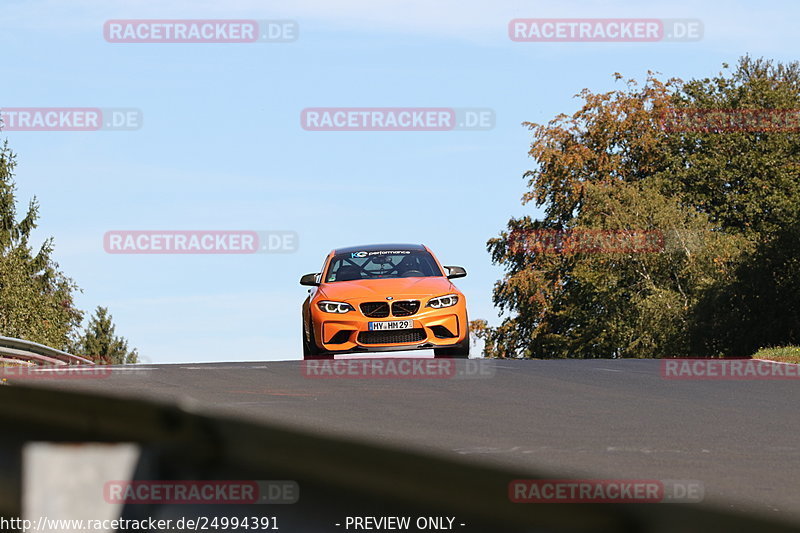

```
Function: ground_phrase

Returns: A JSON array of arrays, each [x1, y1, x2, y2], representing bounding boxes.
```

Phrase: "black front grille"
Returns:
[[357, 328, 426, 345], [360, 302, 390, 318], [391, 300, 420, 317]]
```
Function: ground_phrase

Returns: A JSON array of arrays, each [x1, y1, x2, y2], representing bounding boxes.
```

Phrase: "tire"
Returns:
[[433, 336, 470, 358], [303, 319, 333, 360]]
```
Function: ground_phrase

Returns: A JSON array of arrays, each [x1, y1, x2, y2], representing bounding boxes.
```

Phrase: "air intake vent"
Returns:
[[430, 325, 457, 339], [326, 330, 352, 344]]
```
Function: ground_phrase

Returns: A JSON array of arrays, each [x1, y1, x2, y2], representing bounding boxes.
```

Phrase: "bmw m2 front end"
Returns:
[[300, 244, 469, 359]]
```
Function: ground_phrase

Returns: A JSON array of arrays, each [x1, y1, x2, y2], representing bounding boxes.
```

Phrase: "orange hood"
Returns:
[[319, 276, 457, 302]]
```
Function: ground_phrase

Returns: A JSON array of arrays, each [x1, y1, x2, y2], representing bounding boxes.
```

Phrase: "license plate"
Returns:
[[368, 320, 413, 331]]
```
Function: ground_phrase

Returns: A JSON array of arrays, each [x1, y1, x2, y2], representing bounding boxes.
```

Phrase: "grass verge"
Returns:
[[752, 345, 800, 364]]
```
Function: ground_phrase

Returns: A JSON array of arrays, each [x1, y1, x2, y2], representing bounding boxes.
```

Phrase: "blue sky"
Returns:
[[1, 0, 796, 362]]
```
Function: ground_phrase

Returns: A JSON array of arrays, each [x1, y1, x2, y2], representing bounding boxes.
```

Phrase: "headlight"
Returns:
[[426, 294, 459, 309], [317, 300, 354, 313]]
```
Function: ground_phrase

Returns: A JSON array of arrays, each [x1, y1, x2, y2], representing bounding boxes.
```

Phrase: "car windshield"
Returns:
[[325, 250, 443, 282]]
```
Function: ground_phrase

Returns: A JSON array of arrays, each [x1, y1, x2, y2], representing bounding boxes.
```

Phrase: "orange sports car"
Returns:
[[300, 244, 469, 359]]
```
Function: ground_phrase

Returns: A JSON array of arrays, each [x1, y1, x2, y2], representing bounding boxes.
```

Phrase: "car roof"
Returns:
[[332, 244, 427, 255]]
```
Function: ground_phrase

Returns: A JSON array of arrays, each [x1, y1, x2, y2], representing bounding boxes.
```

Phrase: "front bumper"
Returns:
[[312, 304, 467, 354]]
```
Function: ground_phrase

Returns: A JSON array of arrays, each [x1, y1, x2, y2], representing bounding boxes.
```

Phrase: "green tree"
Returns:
[[661, 57, 800, 236], [691, 219, 800, 356], [0, 134, 139, 362], [75, 307, 139, 364], [478, 57, 800, 358], [0, 140, 83, 348]]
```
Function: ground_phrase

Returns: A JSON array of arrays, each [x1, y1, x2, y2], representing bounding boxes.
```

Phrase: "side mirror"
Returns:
[[444, 266, 467, 279], [300, 273, 320, 286]]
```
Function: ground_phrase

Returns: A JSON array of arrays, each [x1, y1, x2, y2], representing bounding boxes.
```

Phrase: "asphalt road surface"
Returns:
[[12, 357, 800, 525]]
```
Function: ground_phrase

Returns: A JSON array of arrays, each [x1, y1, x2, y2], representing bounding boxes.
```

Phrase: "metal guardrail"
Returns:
[[0, 336, 93, 366], [1, 384, 798, 533]]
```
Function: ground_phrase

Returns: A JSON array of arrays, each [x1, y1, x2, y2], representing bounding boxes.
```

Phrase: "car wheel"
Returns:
[[434, 336, 470, 358], [303, 319, 332, 360]]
